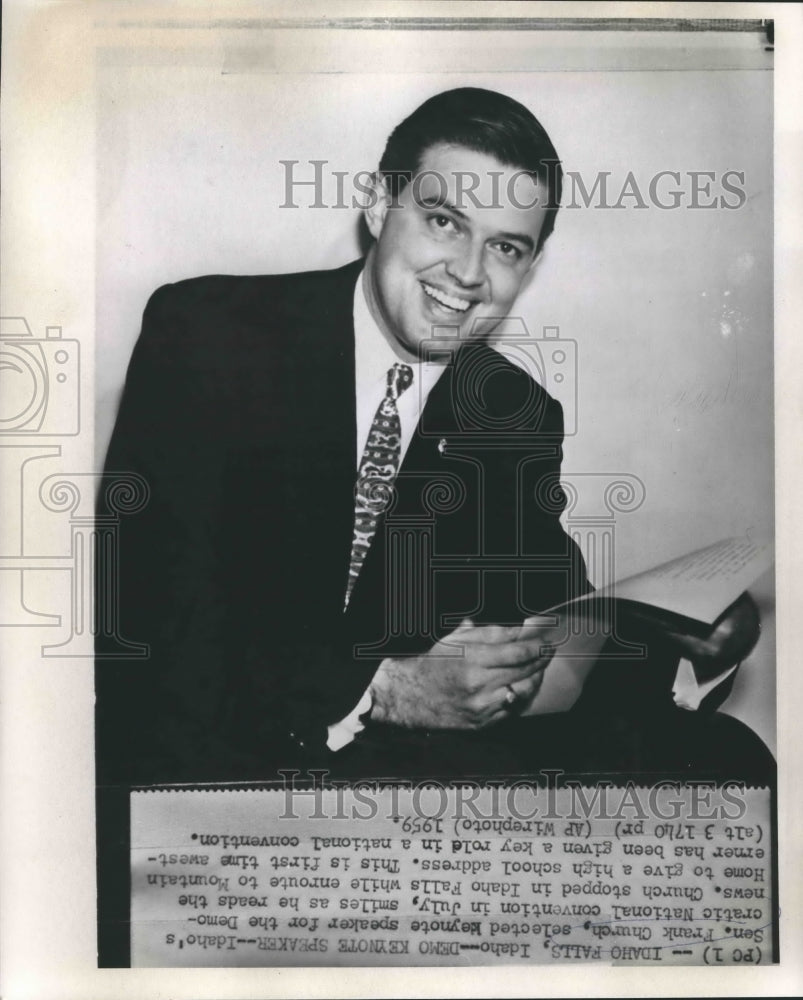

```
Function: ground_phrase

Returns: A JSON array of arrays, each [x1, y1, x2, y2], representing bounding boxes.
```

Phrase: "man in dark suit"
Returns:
[[96, 87, 771, 788]]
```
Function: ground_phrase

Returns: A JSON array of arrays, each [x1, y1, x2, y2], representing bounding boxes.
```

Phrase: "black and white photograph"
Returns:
[[1, 2, 802, 997]]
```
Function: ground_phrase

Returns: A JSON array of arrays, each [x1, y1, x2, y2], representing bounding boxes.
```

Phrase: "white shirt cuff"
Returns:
[[672, 658, 738, 712], [327, 687, 373, 751]]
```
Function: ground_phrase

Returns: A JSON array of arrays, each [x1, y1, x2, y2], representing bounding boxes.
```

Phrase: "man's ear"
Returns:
[[363, 172, 392, 240]]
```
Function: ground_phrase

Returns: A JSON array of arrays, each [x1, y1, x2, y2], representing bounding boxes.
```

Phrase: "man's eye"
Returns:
[[429, 214, 457, 233], [495, 241, 521, 260]]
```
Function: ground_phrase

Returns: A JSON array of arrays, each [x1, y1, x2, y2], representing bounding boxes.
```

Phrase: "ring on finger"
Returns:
[[503, 683, 520, 710]]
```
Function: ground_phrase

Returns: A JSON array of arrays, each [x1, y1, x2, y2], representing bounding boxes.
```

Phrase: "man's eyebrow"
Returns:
[[417, 195, 535, 253], [495, 230, 535, 253], [417, 195, 468, 219]]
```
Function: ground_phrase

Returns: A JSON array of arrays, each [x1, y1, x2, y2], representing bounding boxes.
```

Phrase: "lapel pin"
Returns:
[[438, 438, 447, 454]]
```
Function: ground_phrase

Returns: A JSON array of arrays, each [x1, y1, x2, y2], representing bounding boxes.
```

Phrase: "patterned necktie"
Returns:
[[345, 362, 414, 607]]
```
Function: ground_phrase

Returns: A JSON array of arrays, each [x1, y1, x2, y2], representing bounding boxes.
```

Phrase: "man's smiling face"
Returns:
[[363, 143, 549, 360]]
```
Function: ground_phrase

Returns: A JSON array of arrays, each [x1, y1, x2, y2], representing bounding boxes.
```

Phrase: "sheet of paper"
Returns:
[[522, 615, 610, 715], [595, 535, 774, 626], [131, 785, 775, 968], [526, 536, 772, 714]]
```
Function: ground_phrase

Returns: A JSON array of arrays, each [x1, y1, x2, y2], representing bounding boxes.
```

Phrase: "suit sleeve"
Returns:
[[478, 382, 593, 621], [520, 396, 593, 612], [95, 284, 308, 784]]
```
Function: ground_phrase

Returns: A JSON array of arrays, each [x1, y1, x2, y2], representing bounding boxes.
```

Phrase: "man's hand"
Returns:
[[664, 591, 761, 683], [369, 617, 556, 730]]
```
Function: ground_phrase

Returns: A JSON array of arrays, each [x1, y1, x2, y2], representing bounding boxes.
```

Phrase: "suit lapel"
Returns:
[[273, 260, 362, 608], [283, 259, 361, 458], [399, 362, 460, 477]]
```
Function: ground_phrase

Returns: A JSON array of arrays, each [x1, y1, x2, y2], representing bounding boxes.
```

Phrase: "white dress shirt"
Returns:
[[327, 270, 446, 750]]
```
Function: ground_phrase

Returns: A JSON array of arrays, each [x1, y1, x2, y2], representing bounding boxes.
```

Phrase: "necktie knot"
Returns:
[[387, 363, 414, 402]]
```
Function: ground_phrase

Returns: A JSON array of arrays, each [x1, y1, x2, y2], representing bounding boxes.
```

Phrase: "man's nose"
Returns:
[[445, 239, 487, 288]]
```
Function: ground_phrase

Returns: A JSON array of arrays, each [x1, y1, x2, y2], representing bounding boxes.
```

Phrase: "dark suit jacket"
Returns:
[[96, 259, 684, 785]]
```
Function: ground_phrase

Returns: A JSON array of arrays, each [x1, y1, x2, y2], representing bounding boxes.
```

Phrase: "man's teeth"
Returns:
[[422, 282, 472, 313]]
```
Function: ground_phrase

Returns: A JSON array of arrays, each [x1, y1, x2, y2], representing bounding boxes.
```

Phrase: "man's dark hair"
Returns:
[[379, 87, 563, 254]]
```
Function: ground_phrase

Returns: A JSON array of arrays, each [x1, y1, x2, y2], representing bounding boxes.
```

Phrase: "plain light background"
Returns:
[[96, 30, 774, 747]]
